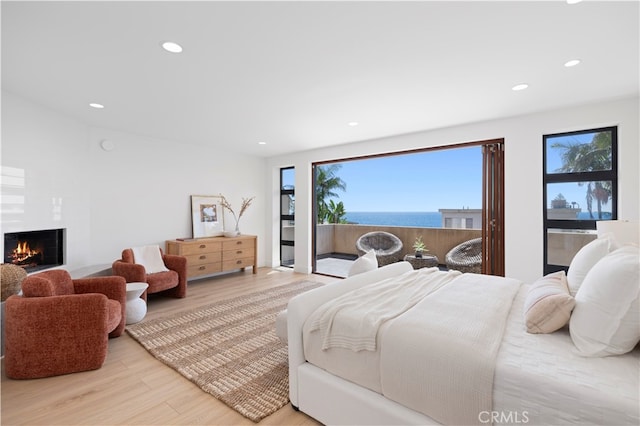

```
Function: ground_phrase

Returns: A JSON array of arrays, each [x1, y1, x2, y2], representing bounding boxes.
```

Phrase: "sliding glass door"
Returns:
[[312, 139, 505, 277]]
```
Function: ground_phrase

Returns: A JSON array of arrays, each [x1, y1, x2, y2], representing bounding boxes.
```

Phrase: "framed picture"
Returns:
[[190, 195, 224, 238]]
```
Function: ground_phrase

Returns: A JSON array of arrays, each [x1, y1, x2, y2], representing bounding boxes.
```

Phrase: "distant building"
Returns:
[[439, 208, 482, 229], [547, 207, 582, 220]]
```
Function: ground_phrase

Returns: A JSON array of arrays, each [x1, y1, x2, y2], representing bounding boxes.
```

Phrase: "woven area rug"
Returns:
[[126, 280, 322, 422]]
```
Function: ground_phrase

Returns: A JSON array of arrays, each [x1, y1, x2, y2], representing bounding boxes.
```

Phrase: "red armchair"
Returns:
[[4, 270, 126, 379], [112, 246, 187, 301]]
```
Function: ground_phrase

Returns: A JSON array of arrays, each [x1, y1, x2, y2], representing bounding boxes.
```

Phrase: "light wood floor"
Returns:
[[1, 267, 335, 426]]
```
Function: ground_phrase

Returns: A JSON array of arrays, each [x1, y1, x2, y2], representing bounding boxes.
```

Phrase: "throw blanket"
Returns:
[[131, 245, 169, 274], [381, 273, 521, 425], [306, 267, 462, 351]]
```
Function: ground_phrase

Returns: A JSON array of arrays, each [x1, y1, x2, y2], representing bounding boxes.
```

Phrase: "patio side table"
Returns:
[[403, 254, 439, 269]]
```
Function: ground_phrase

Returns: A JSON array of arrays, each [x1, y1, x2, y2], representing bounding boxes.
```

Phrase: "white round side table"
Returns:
[[125, 282, 149, 325]]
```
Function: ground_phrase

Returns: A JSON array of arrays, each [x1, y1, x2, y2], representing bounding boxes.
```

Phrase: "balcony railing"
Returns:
[[316, 223, 481, 266], [314, 223, 596, 277]]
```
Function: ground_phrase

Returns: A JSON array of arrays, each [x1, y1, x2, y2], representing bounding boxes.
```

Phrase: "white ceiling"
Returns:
[[2, 1, 639, 157]]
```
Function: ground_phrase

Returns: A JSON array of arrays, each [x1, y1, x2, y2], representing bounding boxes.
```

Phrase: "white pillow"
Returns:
[[348, 249, 378, 276], [567, 236, 614, 296], [131, 245, 170, 274], [524, 270, 575, 334], [569, 245, 640, 357]]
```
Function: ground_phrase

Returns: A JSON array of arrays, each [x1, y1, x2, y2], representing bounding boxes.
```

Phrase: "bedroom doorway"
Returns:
[[312, 139, 505, 277]]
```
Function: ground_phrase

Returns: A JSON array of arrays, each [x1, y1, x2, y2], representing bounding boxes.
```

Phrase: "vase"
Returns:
[[223, 224, 241, 237]]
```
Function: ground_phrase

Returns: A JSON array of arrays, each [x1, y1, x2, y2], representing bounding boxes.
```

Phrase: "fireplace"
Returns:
[[4, 229, 65, 273]]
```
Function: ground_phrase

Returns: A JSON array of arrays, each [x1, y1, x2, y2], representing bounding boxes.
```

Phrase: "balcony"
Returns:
[[309, 223, 596, 277], [314, 224, 481, 277]]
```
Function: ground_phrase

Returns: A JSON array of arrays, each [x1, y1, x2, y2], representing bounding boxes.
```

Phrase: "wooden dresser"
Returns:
[[166, 235, 257, 280]]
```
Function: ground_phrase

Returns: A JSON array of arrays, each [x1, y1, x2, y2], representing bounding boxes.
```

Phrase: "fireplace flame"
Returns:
[[11, 241, 42, 265]]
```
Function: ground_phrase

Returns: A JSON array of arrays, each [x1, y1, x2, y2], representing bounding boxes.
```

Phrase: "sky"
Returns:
[[319, 146, 483, 212], [282, 130, 611, 214]]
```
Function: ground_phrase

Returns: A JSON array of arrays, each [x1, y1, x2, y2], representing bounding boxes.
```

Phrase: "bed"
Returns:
[[287, 241, 639, 425]]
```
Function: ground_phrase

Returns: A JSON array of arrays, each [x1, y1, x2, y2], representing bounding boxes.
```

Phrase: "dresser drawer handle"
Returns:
[[199, 255, 206, 260], [236, 260, 242, 264], [236, 250, 243, 254], [199, 266, 206, 270], [199, 244, 206, 249], [236, 241, 242, 245]]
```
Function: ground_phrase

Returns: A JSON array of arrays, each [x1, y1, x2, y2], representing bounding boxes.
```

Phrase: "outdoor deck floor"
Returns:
[[315, 257, 354, 278]]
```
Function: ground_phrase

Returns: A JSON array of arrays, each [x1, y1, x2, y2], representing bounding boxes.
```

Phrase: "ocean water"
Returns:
[[344, 211, 611, 228], [345, 211, 442, 228], [576, 212, 612, 220]]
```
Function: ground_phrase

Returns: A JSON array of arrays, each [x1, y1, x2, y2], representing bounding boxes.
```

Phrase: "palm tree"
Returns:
[[315, 164, 346, 223], [551, 131, 612, 219], [327, 200, 347, 224]]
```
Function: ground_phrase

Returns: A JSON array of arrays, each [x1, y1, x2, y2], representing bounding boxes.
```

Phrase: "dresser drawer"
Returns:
[[222, 256, 254, 271], [186, 252, 222, 266], [178, 241, 222, 256], [222, 246, 255, 261], [188, 262, 222, 277], [222, 237, 254, 251]]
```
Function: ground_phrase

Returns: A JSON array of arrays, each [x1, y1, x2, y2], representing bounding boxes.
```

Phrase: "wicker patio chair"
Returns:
[[356, 231, 403, 266], [445, 237, 482, 273]]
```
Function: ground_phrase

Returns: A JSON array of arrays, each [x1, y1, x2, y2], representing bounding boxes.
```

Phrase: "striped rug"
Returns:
[[126, 280, 323, 422]]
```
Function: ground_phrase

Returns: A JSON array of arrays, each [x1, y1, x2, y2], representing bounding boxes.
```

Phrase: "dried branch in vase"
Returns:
[[220, 194, 255, 234]]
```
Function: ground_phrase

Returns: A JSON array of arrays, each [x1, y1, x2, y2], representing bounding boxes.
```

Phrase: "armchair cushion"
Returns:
[[106, 299, 123, 332], [21, 275, 56, 297], [146, 270, 180, 292], [22, 269, 75, 296]]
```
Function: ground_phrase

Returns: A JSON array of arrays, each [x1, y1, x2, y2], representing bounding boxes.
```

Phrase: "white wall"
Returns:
[[267, 96, 639, 284], [1, 91, 267, 271], [1, 92, 93, 269], [3, 91, 638, 283]]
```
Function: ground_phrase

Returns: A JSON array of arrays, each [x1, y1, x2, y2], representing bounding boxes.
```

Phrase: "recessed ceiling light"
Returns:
[[566, 0, 583, 4], [348, 121, 359, 127], [161, 41, 183, 53], [89, 103, 104, 109], [258, 141, 267, 145], [564, 59, 581, 67], [512, 83, 529, 91]]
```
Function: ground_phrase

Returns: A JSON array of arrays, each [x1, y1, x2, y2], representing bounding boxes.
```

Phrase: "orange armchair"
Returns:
[[4, 270, 126, 379], [112, 246, 187, 301]]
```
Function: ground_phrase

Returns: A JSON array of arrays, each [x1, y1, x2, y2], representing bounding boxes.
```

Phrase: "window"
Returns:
[[312, 139, 505, 277], [543, 127, 617, 274], [280, 167, 295, 268]]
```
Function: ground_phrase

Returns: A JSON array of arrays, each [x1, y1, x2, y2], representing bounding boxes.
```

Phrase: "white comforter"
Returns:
[[306, 267, 461, 351], [304, 269, 521, 425], [381, 272, 521, 425]]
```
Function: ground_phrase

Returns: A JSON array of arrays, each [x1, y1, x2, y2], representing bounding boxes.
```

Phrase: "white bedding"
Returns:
[[302, 275, 640, 425], [493, 283, 640, 425], [306, 267, 460, 351], [381, 273, 520, 425], [304, 270, 521, 425]]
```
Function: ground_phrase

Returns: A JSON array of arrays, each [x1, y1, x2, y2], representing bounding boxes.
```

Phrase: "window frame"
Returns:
[[280, 167, 295, 268], [312, 138, 505, 277], [542, 126, 618, 274]]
